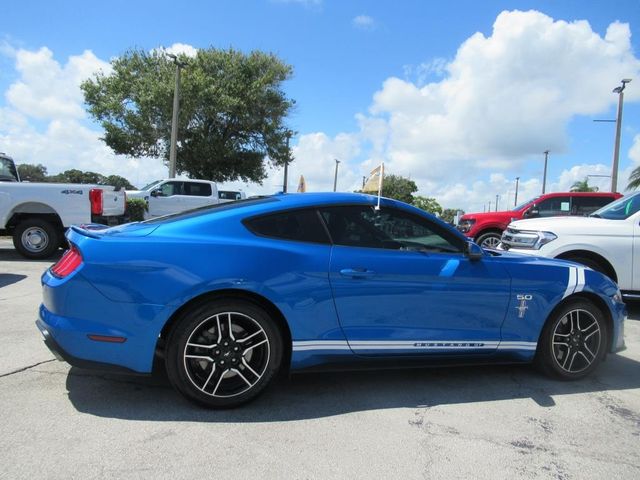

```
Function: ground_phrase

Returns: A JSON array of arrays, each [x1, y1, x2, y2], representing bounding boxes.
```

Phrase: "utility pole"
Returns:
[[168, 53, 187, 179], [488, 201, 491, 212], [283, 132, 291, 193], [542, 150, 549, 194], [495, 194, 499, 212], [514, 177, 520, 207], [611, 79, 632, 192], [333, 159, 340, 192], [362, 176, 366, 189]]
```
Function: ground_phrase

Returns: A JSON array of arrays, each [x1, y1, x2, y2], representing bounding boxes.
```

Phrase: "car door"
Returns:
[[147, 181, 184, 217], [320, 205, 512, 356], [182, 182, 216, 210]]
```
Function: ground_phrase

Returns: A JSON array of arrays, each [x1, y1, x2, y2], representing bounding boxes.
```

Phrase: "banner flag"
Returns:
[[297, 175, 306, 193]]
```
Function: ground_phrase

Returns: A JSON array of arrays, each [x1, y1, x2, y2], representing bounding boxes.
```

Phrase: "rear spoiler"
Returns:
[[70, 224, 109, 239]]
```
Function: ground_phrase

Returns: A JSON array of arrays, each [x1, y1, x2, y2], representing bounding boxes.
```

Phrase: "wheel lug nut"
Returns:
[[220, 360, 225, 365], [234, 347, 239, 351]]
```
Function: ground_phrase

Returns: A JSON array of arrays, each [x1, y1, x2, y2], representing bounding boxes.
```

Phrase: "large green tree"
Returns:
[[379, 174, 418, 204], [413, 196, 443, 216], [81, 48, 295, 183], [441, 208, 465, 224], [17, 163, 48, 182]]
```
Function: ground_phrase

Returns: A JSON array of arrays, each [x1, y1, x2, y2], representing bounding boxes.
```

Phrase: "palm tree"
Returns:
[[570, 177, 598, 192], [627, 166, 640, 190]]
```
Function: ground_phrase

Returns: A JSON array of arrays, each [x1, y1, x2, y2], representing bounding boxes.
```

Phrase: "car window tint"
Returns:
[[184, 182, 212, 196], [537, 196, 570, 217], [571, 196, 614, 216], [319, 205, 462, 253], [219, 191, 242, 200], [160, 181, 183, 196], [244, 209, 330, 244]]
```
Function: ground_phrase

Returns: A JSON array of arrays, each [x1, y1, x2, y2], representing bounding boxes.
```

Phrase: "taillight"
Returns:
[[50, 246, 83, 278], [90, 188, 103, 215]]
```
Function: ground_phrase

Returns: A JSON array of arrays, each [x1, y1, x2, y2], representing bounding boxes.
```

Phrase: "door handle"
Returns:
[[340, 268, 375, 278]]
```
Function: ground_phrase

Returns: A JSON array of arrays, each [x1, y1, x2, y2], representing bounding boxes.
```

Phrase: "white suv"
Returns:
[[499, 192, 640, 298]]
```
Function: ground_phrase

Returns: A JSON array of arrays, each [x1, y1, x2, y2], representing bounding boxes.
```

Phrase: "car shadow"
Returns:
[[0, 273, 27, 287], [64, 352, 640, 423], [0, 246, 63, 262]]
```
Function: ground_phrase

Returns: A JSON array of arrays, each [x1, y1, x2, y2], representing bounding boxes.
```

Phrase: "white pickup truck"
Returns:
[[0, 154, 127, 259], [499, 191, 640, 299], [126, 179, 245, 218]]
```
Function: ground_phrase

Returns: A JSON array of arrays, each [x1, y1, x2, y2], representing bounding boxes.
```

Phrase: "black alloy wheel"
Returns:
[[166, 300, 283, 408], [536, 299, 607, 380]]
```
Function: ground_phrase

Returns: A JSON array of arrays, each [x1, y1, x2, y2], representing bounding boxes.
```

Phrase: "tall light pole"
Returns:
[[283, 131, 292, 193], [542, 150, 550, 194], [514, 177, 520, 207], [611, 79, 632, 192], [168, 53, 188, 179], [333, 159, 340, 192], [495, 194, 499, 212]]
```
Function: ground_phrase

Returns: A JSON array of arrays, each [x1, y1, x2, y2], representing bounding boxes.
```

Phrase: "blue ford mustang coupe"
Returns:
[[37, 193, 626, 408]]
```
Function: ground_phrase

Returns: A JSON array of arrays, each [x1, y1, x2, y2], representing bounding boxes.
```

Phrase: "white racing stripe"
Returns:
[[563, 266, 577, 299], [293, 340, 537, 352]]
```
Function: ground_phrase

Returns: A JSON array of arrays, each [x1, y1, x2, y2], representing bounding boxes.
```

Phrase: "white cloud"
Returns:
[[6, 47, 111, 120], [353, 15, 376, 31], [154, 43, 198, 58], [0, 45, 166, 187], [349, 10, 640, 210]]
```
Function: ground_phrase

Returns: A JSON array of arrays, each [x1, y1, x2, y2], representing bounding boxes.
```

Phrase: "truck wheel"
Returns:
[[13, 219, 60, 259], [476, 231, 502, 249]]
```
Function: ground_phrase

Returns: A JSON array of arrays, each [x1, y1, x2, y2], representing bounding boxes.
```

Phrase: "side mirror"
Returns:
[[524, 205, 539, 218], [464, 241, 484, 261], [150, 189, 162, 197]]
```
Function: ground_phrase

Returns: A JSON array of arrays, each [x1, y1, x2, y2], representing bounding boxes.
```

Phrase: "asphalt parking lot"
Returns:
[[1, 238, 639, 480]]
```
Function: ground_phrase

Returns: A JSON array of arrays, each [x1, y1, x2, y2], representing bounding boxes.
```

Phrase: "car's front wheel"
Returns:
[[535, 299, 608, 380], [476, 231, 502, 249], [165, 299, 283, 408]]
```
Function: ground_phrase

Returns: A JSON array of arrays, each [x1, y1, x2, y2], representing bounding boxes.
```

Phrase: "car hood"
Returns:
[[460, 210, 519, 221], [508, 216, 622, 234]]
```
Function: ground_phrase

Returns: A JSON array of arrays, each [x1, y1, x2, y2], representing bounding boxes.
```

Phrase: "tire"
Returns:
[[535, 299, 608, 380], [165, 299, 283, 408], [476, 231, 502, 249], [12, 218, 60, 259]]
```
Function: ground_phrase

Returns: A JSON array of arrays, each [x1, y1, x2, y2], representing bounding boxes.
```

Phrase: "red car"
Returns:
[[457, 191, 622, 248]]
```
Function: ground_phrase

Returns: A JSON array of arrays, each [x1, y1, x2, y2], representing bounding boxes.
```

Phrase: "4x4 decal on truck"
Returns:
[[61, 189, 83, 195]]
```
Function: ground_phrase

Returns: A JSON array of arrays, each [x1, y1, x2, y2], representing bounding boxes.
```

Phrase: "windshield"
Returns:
[[141, 180, 162, 191], [513, 196, 540, 211], [0, 156, 19, 182], [590, 192, 640, 220]]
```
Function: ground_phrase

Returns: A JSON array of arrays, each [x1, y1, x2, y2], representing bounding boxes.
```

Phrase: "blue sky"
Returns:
[[1, 0, 639, 211]]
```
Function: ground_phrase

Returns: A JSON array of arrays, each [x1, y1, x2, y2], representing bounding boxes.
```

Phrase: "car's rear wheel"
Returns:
[[165, 299, 283, 408], [476, 230, 502, 249], [535, 299, 607, 380]]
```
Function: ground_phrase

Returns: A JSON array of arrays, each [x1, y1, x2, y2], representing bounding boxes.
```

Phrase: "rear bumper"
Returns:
[[36, 318, 142, 374]]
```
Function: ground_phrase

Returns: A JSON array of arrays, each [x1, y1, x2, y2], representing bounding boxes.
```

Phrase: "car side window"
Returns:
[[184, 182, 212, 197], [570, 196, 613, 216], [244, 209, 331, 244], [536, 196, 571, 217], [160, 181, 183, 197], [319, 205, 463, 253]]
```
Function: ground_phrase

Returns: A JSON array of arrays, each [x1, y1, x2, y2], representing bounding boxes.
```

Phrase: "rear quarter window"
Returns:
[[244, 209, 330, 244]]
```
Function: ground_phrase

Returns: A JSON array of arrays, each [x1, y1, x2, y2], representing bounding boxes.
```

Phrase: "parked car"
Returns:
[[218, 190, 246, 203], [0, 152, 20, 182], [499, 191, 640, 299], [37, 193, 626, 408], [457, 192, 622, 248], [0, 155, 126, 259], [126, 179, 220, 218]]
